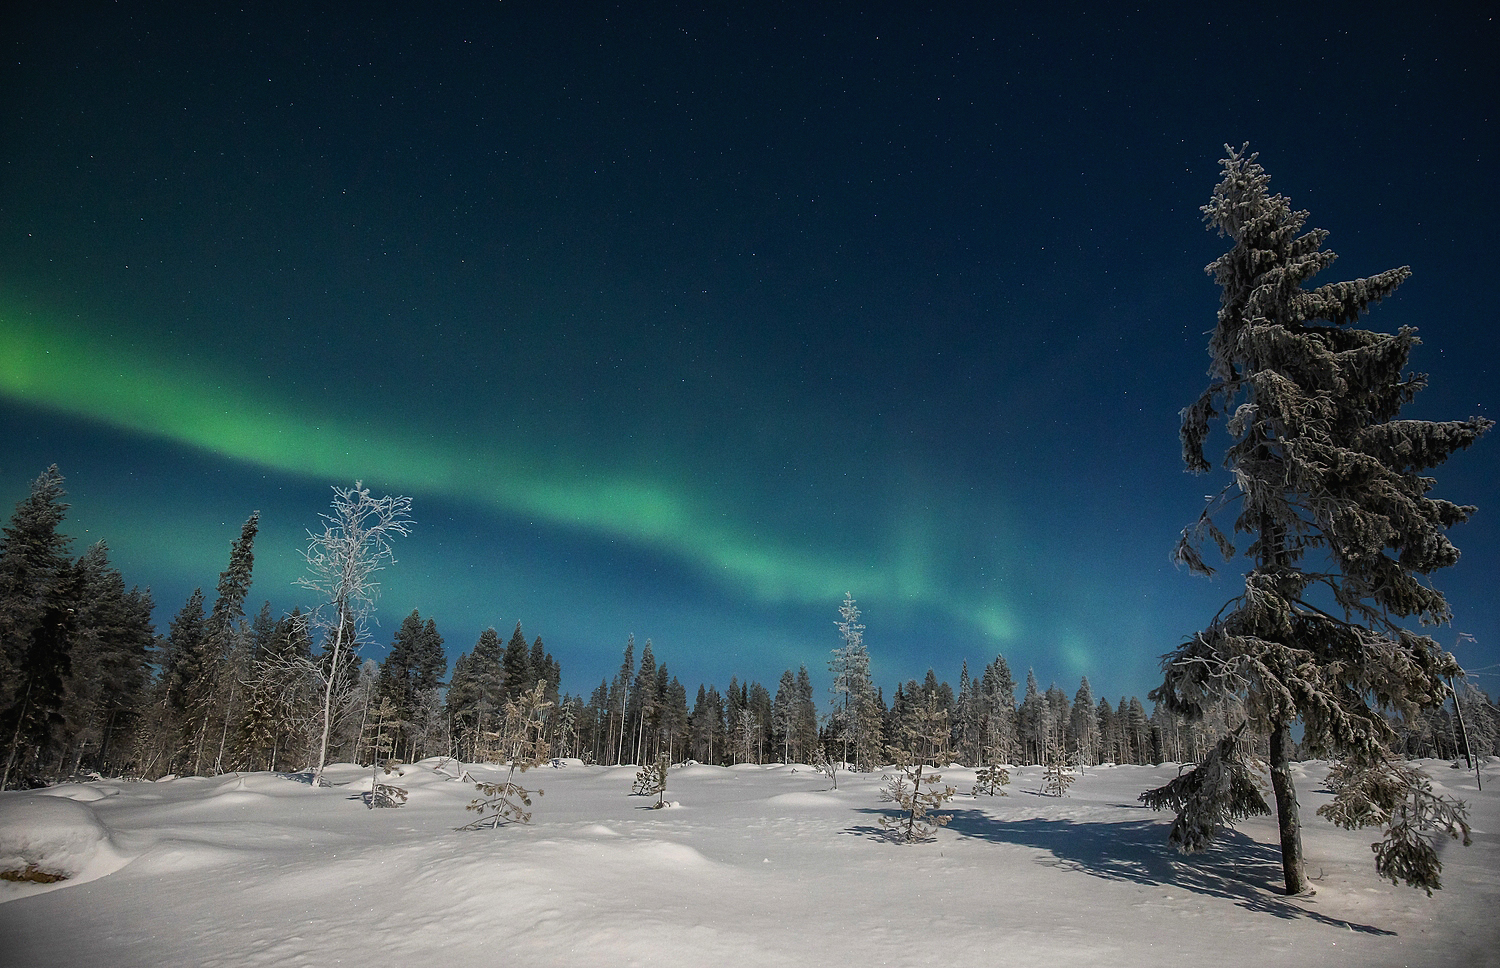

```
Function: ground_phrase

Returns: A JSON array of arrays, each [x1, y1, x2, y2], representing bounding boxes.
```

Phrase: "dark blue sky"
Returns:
[[2, 3, 1496, 704]]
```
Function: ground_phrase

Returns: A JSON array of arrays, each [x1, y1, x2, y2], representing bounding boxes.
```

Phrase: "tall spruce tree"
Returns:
[[829, 592, 880, 769], [380, 610, 447, 758], [194, 513, 260, 775], [793, 665, 818, 763], [0, 467, 73, 734], [501, 622, 531, 702], [61, 542, 153, 775], [978, 654, 1018, 765], [1149, 146, 1491, 895], [448, 627, 503, 758]]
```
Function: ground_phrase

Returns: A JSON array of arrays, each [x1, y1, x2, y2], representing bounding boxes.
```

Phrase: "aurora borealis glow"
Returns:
[[3, 4, 1496, 700]]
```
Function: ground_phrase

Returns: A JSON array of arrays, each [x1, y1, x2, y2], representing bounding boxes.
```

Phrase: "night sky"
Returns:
[[3, 3, 1496, 704]]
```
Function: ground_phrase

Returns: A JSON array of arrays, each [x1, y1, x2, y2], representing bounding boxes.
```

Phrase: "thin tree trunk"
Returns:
[[313, 612, 346, 787], [215, 681, 237, 775], [192, 705, 210, 775], [1, 678, 33, 791], [1268, 721, 1309, 895], [615, 687, 628, 766]]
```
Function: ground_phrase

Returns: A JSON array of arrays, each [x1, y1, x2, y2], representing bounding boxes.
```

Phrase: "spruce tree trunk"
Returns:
[[1268, 721, 1309, 895]]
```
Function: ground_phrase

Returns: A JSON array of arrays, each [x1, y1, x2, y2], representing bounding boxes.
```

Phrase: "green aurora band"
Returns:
[[1, 309, 1019, 642]]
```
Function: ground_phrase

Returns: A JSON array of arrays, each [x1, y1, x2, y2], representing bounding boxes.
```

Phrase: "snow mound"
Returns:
[[627, 840, 713, 869], [0, 794, 131, 901], [766, 792, 842, 808], [36, 782, 117, 803], [129, 840, 248, 876], [676, 764, 733, 779], [579, 824, 621, 837]]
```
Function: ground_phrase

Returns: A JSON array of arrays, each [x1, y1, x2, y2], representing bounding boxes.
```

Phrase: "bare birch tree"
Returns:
[[297, 482, 412, 788]]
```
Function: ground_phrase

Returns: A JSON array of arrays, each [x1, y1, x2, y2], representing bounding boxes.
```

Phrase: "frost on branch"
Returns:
[[1140, 727, 1269, 853], [1155, 142, 1491, 890], [1317, 752, 1471, 895]]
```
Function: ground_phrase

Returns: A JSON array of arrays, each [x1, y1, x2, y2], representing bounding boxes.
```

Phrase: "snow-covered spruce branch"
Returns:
[[1139, 725, 1270, 853], [1317, 751, 1471, 895]]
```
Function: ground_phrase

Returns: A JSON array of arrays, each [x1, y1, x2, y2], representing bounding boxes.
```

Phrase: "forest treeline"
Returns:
[[2, 465, 1495, 789]]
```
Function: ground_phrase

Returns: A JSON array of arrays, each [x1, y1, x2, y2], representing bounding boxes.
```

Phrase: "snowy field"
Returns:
[[1, 757, 1495, 967]]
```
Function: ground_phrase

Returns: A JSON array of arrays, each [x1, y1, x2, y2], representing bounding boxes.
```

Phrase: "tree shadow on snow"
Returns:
[[862, 807, 1394, 935]]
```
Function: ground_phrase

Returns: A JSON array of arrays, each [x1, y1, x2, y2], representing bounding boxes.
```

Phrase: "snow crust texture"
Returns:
[[0, 758, 1495, 967]]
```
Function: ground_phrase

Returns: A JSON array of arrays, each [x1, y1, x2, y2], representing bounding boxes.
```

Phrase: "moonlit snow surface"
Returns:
[[1, 759, 1495, 967]]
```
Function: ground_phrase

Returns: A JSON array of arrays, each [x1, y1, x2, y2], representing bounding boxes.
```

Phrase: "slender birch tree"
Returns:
[[298, 482, 412, 787]]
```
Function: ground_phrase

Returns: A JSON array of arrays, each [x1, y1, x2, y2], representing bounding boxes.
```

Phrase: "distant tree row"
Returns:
[[3, 467, 1495, 790]]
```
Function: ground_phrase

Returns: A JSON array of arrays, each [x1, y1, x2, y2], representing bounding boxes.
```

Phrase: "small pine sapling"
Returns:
[[1317, 751, 1471, 895], [812, 743, 843, 790], [632, 753, 670, 807], [369, 766, 410, 808], [364, 697, 408, 808], [879, 696, 958, 843], [1140, 726, 1270, 852], [1040, 737, 1076, 798], [459, 682, 552, 829], [971, 746, 1010, 797]]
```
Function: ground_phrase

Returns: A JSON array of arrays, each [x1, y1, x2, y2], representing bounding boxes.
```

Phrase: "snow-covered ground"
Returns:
[[1, 757, 1495, 967]]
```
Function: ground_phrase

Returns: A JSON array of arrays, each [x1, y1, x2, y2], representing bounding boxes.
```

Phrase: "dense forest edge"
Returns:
[[2, 464, 1493, 793]]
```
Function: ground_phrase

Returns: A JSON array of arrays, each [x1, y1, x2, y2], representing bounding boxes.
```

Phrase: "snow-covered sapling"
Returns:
[[879, 695, 957, 843], [632, 753, 670, 808], [363, 697, 408, 808], [1040, 738, 1076, 798], [369, 767, 409, 808], [972, 763, 1010, 797], [971, 746, 1010, 797], [812, 744, 843, 790]]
